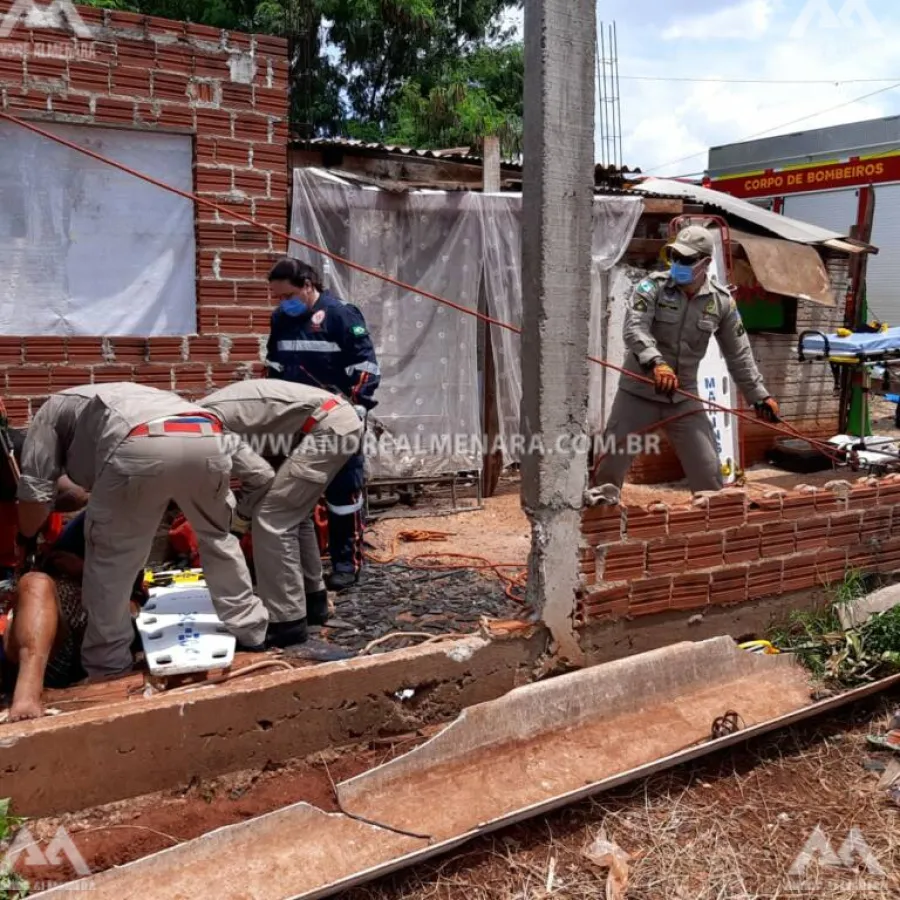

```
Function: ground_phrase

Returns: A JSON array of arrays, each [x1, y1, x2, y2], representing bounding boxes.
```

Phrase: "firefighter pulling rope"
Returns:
[[0, 111, 866, 481]]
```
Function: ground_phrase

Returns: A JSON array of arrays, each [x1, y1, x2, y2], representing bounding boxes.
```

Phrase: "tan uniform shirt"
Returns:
[[620, 271, 770, 405], [17, 383, 205, 505], [201, 379, 355, 518]]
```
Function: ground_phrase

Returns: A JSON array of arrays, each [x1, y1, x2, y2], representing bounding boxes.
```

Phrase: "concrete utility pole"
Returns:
[[520, 0, 596, 666], [482, 135, 501, 193]]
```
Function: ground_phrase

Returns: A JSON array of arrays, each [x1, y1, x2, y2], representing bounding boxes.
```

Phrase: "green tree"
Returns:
[[82, 0, 523, 144]]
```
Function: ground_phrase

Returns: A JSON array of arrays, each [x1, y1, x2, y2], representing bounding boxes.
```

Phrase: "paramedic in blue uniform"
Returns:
[[265, 258, 380, 591]]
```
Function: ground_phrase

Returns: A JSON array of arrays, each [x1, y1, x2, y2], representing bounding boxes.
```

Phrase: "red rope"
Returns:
[[0, 110, 852, 462]]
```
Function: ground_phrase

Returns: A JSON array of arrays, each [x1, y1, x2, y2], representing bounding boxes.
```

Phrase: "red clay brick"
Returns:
[[746, 496, 784, 524], [144, 15, 186, 38], [0, 338, 23, 365], [3, 397, 29, 425], [601, 543, 646, 582], [225, 337, 262, 362], [759, 521, 796, 557], [198, 308, 218, 331], [249, 142, 285, 171], [195, 135, 217, 164], [26, 58, 66, 83], [233, 169, 268, 196], [666, 505, 706, 535], [155, 104, 193, 129], [815, 547, 849, 585], [108, 9, 147, 31], [0, 57, 24, 85], [109, 338, 147, 363], [254, 34, 289, 54], [670, 572, 711, 611], [878, 480, 900, 508], [115, 40, 156, 66], [132, 364, 173, 390], [629, 576, 674, 616], [217, 251, 266, 279], [702, 491, 747, 530], [66, 338, 104, 362], [197, 223, 235, 247], [215, 138, 252, 166], [152, 70, 189, 101], [646, 538, 687, 575], [847, 483, 880, 510], [781, 555, 818, 594], [254, 85, 286, 115], [237, 113, 270, 141], [221, 82, 253, 109], [625, 506, 668, 540], [188, 79, 218, 106], [232, 228, 272, 251], [155, 45, 193, 74], [846, 545, 878, 573], [67, 61, 110, 93], [95, 97, 136, 124], [187, 336, 222, 362], [215, 308, 255, 333], [146, 337, 185, 363], [710, 565, 749, 606], [23, 337, 66, 363], [196, 166, 234, 194], [251, 198, 287, 227], [49, 366, 93, 390], [208, 362, 245, 387], [723, 524, 761, 563], [780, 492, 818, 521], [746, 559, 783, 599], [111, 64, 151, 97], [685, 532, 724, 569], [6, 367, 51, 396], [7, 91, 51, 112], [49, 95, 91, 116], [91, 364, 135, 383], [173, 364, 209, 389], [828, 511, 863, 548], [794, 517, 830, 552], [187, 23, 225, 43], [814, 490, 844, 514], [195, 107, 232, 137], [198, 280, 237, 305], [860, 508, 893, 542], [875, 537, 900, 570]]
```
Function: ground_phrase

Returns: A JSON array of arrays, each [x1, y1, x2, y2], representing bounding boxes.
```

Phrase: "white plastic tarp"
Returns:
[[291, 168, 642, 477], [0, 122, 196, 336]]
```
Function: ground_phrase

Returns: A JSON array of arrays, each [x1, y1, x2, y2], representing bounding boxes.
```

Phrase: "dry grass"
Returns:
[[345, 696, 900, 900]]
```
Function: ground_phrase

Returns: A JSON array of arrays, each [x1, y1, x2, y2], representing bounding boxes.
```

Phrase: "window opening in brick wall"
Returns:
[[0, 121, 196, 337]]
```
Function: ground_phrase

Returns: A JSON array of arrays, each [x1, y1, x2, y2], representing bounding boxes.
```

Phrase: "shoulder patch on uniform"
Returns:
[[703, 297, 717, 316], [735, 317, 746, 337], [351, 324, 367, 337], [637, 278, 656, 295], [632, 295, 648, 312]]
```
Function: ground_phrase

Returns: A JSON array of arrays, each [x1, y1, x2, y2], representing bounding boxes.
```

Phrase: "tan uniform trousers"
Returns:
[[82, 432, 268, 677], [253, 402, 362, 623], [594, 391, 724, 494]]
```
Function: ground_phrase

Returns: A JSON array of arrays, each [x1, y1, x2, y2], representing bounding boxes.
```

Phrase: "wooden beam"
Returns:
[[483, 136, 501, 194], [638, 198, 683, 215]]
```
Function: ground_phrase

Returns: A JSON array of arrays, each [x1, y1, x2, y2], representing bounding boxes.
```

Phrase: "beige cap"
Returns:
[[668, 225, 714, 259]]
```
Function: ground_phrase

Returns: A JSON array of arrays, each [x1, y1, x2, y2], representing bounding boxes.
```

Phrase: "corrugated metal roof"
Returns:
[[292, 136, 521, 168], [635, 177, 861, 246]]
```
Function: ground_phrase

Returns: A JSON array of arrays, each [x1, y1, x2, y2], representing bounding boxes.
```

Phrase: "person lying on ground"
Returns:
[[1, 511, 147, 722]]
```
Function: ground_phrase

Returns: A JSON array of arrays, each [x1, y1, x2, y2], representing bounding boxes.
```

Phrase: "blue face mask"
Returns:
[[669, 261, 696, 285], [280, 297, 308, 317]]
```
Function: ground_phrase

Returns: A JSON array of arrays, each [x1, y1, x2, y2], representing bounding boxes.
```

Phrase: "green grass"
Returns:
[[0, 798, 30, 900]]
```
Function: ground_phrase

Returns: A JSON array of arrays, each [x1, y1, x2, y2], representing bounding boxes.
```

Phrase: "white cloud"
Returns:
[[661, 0, 774, 40]]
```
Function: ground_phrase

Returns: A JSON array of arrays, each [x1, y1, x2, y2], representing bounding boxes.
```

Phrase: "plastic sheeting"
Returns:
[[0, 122, 196, 337], [290, 168, 642, 477]]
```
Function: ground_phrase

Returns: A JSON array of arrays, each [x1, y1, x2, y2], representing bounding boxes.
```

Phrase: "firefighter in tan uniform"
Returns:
[[201, 380, 362, 646], [594, 225, 781, 493], [16, 383, 274, 679]]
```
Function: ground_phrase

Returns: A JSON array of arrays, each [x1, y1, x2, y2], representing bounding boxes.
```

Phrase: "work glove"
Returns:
[[15, 532, 38, 574], [755, 397, 781, 423], [652, 362, 679, 397], [230, 513, 251, 538]]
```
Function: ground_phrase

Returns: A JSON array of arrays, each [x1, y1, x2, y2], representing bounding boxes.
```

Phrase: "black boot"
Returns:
[[266, 618, 309, 649], [326, 571, 357, 592], [306, 590, 329, 627]]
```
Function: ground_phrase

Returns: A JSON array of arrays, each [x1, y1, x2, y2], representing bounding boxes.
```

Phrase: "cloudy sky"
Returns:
[[591, 0, 900, 175], [507, 1, 900, 176]]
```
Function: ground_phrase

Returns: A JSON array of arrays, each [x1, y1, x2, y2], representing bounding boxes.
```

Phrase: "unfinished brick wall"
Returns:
[[0, 2, 290, 424], [578, 477, 900, 624]]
